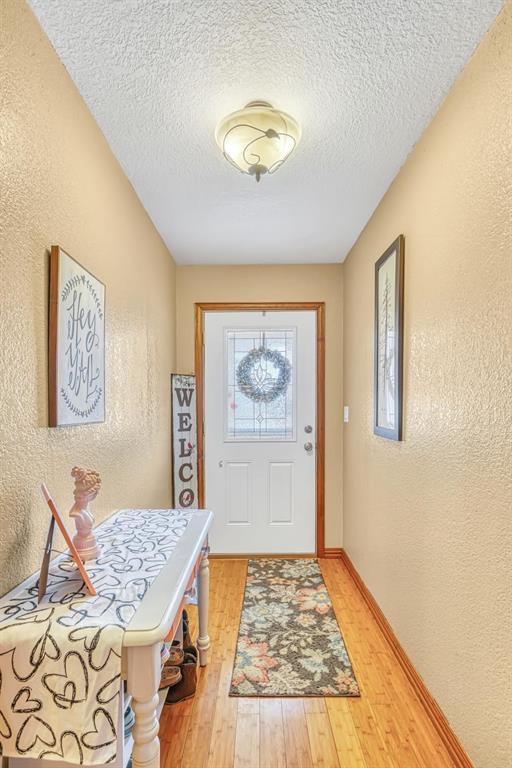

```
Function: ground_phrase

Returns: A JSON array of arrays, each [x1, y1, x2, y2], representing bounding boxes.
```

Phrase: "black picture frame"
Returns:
[[374, 235, 404, 441]]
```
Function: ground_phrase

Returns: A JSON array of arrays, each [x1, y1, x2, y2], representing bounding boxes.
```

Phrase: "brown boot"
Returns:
[[165, 653, 197, 704], [159, 665, 181, 691], [182, 610, 193, 648], [183, 644, 198, 661]]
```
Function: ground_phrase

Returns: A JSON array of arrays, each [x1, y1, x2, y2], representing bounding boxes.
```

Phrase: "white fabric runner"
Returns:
[[0, 508, 191, 764]]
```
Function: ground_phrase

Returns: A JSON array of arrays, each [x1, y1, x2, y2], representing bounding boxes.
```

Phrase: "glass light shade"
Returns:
[[215, 101, 301, 182]]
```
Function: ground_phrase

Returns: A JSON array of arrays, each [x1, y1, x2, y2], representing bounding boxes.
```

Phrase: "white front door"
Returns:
[[204, 310, 316, 554]]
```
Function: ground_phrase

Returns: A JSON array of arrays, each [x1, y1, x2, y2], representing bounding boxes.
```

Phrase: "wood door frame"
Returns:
[[195, 301, 326, 557]]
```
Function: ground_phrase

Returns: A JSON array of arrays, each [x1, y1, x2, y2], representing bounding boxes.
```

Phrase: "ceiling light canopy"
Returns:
[[215, 101, 301, 182]]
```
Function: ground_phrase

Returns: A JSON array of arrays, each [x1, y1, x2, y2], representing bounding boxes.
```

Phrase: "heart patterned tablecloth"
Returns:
[[0, 508, 192, 764]]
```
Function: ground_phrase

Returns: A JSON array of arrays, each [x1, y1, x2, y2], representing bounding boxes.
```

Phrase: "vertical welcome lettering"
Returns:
[[171, 375, 198, 509]]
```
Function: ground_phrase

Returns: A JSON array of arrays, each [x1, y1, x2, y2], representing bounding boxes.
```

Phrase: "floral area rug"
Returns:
[[230, 559, 360, 697]]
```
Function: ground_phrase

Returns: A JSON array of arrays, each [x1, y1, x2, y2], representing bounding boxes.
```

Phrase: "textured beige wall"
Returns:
[[0, 1, 176, 595], [176, 264, 344, 549], [342, 5, 512, 767]]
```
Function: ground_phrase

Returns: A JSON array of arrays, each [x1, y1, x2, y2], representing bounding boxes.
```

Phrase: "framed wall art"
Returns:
[[374, 235, 404, 441], [171, 373, 198, 508], [49, 245, 105, 426], [40, 483, 96, 596]]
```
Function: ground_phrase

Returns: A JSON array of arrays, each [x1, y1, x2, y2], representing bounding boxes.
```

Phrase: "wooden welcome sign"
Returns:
[[171, 374, 198, 509]]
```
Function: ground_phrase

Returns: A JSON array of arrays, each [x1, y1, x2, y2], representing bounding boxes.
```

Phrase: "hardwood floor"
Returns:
[[160, 559, 456, 768]]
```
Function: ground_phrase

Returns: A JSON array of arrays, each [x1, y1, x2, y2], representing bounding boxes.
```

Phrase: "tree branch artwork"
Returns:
[[379, 272, 395, 426]]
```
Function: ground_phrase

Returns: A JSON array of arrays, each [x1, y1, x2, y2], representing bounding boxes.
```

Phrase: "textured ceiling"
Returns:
[[29, 0, 503, 265]]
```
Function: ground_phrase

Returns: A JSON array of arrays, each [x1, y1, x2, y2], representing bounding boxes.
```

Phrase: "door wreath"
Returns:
[[236, 346, 291, 403]]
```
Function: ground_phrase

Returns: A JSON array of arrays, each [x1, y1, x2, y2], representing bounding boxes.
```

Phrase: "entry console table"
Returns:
[[124, 510, 212, 768], [2, 508, 213, 768]]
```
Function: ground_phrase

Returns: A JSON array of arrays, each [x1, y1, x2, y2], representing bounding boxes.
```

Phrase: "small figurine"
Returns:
[[69, 466, 101, 561]]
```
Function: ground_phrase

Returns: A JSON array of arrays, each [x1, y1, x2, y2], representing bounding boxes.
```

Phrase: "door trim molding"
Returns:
[[195, 301, 326, 556], [323, 547, 343, 559]]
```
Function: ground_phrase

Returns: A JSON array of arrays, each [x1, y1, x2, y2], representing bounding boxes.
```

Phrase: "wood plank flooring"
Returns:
[[160, 558, 455, 768]]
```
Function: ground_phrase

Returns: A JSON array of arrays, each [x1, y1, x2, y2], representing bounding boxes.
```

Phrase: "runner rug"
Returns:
[[230, 559, 360, 697]]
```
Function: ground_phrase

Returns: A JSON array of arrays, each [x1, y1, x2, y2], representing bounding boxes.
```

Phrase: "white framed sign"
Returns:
[[49, 246, 105, 427], [171, 373, 198, 508]]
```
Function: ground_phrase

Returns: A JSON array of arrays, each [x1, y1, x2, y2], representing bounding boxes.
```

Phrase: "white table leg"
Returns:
[[197, 547, 210, 667], [127, 643, 160, 768]]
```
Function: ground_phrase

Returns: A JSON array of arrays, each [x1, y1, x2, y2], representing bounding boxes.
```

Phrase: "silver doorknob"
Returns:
[[304, 442, 313, 453], [304, 425, 313, 433]]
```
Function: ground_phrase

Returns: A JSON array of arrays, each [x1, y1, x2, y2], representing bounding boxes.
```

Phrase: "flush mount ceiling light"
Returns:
[[215, 101, 301, 182]]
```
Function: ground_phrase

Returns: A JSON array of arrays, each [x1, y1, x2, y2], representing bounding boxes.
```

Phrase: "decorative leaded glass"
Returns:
[[225, 328, 295, 441]]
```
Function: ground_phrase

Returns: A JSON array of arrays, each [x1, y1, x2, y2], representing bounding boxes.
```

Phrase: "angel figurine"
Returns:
[[68, 466, 101, 561]]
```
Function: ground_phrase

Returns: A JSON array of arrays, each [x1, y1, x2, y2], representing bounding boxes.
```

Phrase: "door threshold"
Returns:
[[209, 552, 317, 559]]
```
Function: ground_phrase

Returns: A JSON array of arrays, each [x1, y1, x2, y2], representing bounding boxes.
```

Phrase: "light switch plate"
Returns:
[[343, 406, 349, 423]]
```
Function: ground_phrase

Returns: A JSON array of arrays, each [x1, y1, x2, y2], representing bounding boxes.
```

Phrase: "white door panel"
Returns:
[[225, 462, 252, 525], [204, 310, 316, 554], [269, 462, 294, 524]]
